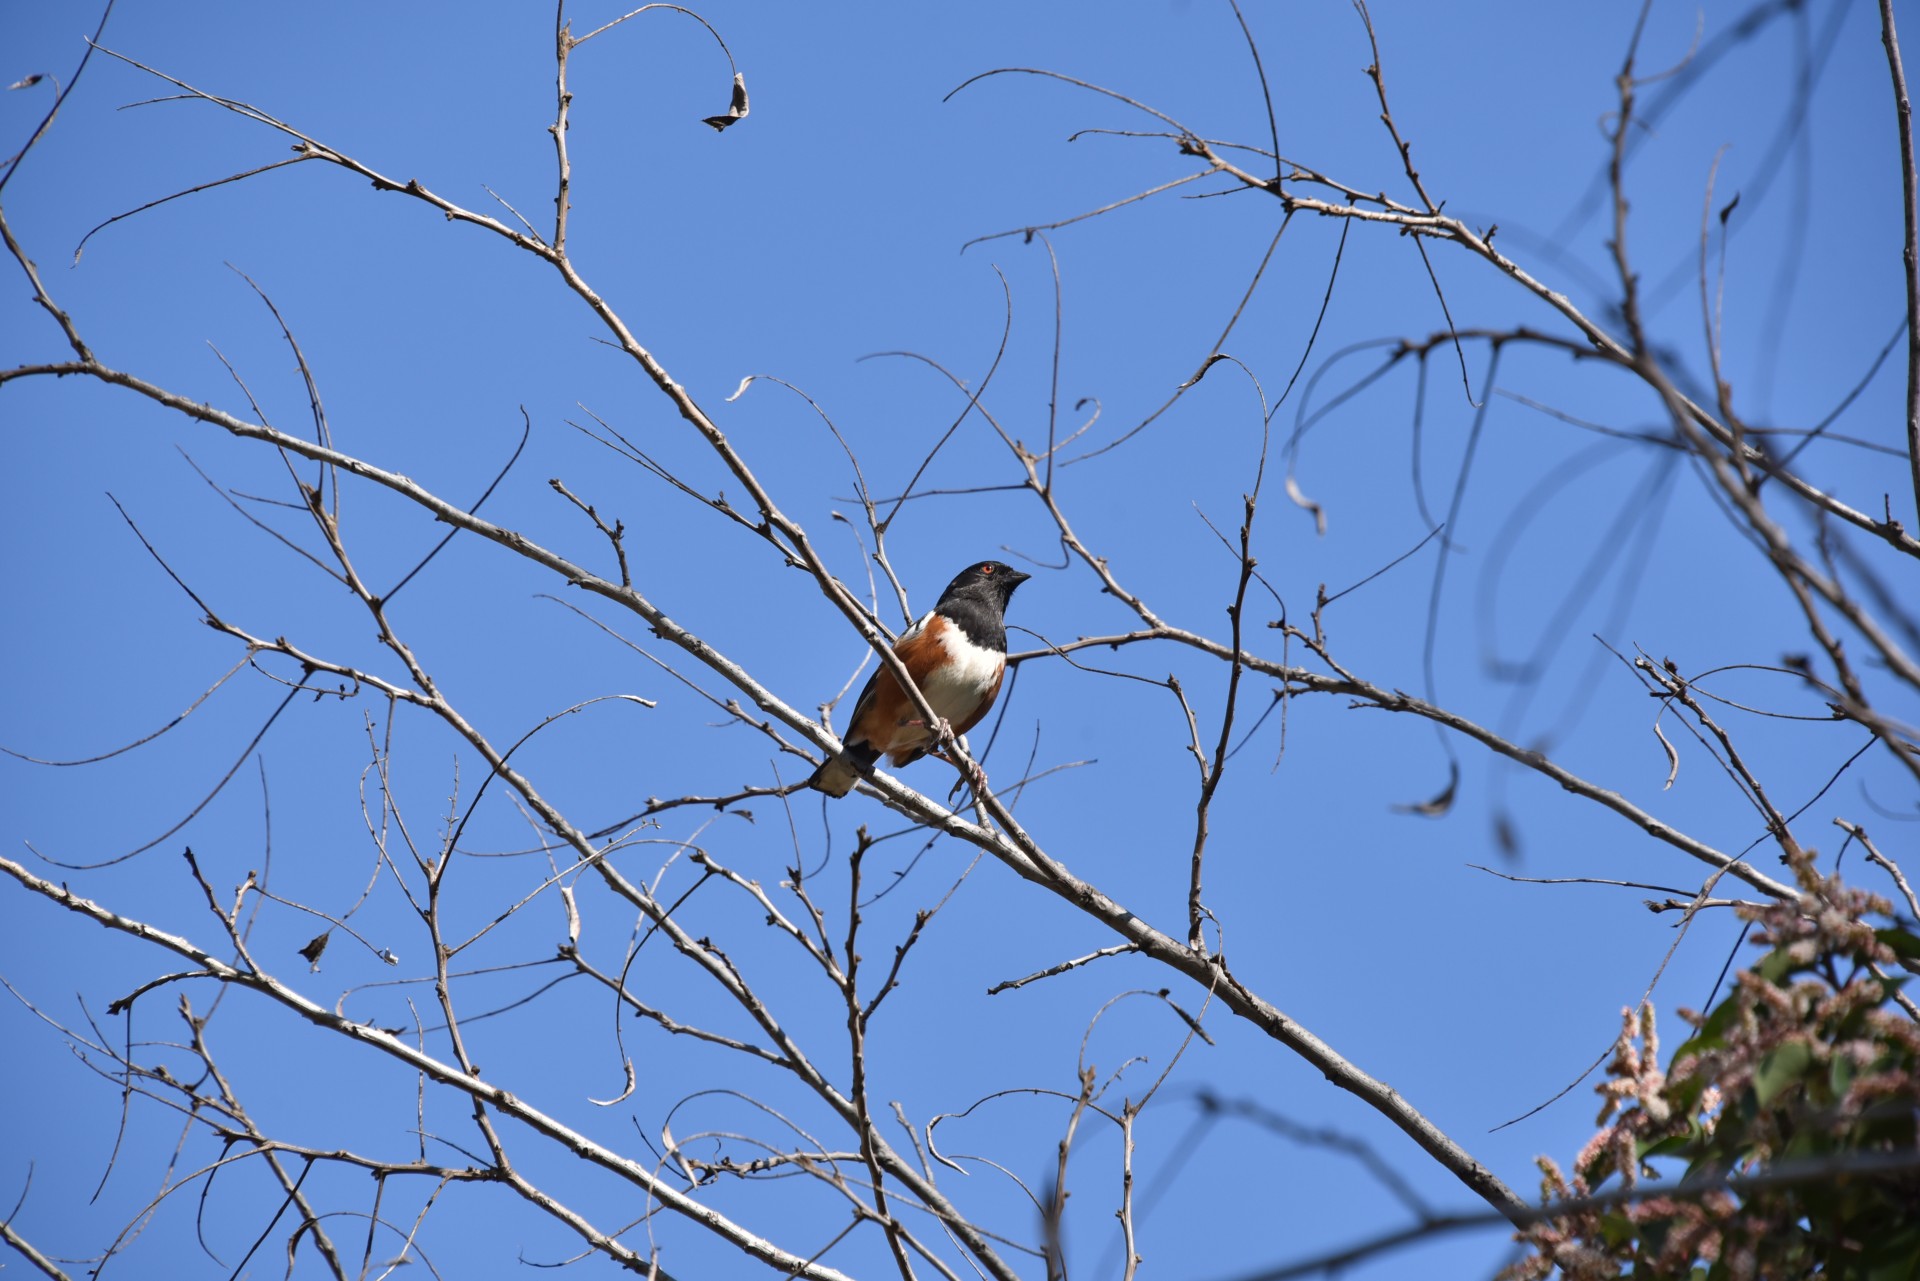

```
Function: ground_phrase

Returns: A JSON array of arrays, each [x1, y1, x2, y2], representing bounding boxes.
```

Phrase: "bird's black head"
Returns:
[[938, 560, 1030, 609], [933, 561, 1029, 650]]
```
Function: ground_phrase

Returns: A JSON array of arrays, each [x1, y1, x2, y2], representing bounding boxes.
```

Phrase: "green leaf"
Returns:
[[1704, 990, 1746, 1033], [1639, 1212, 1673, 1258], [1862, 1220, 1920, 1281], [1756, 946, 1798, 983], [1874, 927, 1920, 962], [1755, 1040, 1815, 1107], [1598, 1210, 1637, 1250], [1639, 1132, 1692, 1160], [1667, 1071, 1714, 1112], [1830, 1051, 1856, 1099]]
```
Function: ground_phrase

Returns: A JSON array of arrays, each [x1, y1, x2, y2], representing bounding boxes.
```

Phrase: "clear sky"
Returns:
[[3, 1, 1913, 1278]]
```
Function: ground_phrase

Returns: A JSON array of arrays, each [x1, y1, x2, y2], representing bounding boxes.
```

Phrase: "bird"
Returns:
[[807, 560, 1030, 798]]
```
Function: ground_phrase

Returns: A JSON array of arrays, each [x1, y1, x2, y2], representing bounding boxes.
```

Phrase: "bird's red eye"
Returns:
[[980, 564, 994, 574]]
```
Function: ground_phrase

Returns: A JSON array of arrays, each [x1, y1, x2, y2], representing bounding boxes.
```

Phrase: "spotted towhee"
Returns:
[[807, 560, 1030, 797]]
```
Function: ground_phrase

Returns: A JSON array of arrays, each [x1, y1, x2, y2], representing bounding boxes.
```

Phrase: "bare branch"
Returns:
[[1878, 0, 1920, 523]]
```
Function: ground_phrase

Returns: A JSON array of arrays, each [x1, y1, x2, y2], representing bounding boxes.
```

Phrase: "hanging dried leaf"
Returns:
[[1285, 472, 1326, 536], [702, 72, 749, 132], [1493, 809, 1520, 858], [1392, 759, 1458, 817], [298, 930, 331, 970], [589, 1057, 637, 1107], [661, 1119, 699, 1181], [1178, 353, 1230, 389], [1654, 720, 1679, 790]]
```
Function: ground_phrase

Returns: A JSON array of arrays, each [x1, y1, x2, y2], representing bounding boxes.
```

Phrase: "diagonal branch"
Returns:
[[0, 856, 860, 1281]]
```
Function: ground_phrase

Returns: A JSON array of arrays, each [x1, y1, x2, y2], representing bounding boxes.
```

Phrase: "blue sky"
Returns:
[[3, 1, 1914, 1278]]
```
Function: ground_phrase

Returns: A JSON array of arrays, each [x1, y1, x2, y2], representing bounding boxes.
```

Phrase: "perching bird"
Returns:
[[807, 560, 1030, 797]]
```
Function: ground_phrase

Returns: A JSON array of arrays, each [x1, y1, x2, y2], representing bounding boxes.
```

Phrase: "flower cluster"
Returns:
[[1503, 856, 1920, 1280]]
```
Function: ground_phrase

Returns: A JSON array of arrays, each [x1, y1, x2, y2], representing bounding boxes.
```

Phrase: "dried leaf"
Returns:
[[1493, 809, 1519, 858], [1163, 997, 1216, 1045], [298, 930, 331, 970], [661, 1119, 699, 1181], [8, 74, 46, 91], [1654, 720, 1679, 790], [702, 72, 749, 132], [588, 1058, 637, 1107], [1285, 472, 1326, 536], [1392, 760, 1457, 817], [1178, 353, 1230, 389]]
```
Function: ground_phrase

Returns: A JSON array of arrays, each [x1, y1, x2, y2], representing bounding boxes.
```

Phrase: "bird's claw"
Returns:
[[915, 717, 988, 794], [907, 715, 955, 745]]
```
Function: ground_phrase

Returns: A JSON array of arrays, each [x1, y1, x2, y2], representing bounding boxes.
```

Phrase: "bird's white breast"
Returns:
[[920, 615, 1003, 719]]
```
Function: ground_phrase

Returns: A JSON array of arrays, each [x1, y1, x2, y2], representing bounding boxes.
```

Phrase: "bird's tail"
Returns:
[[807, 746, 878, 798]]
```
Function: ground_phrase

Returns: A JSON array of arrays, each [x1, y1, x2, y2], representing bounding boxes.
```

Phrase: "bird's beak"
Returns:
[[1008, 569, 1032, 586]]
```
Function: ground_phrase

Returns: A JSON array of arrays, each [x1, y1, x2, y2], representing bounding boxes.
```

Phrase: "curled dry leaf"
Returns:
[[588, 1057, 637, 1108], [298, 929, 331, 970], [661, 1119, 699, 1181], [1493, 809, 1519, 859], [702, 72, 749, 132], [1285, 472, 1326, 535], [1179, 352, 1231, 389], [1392, 759, 1458, 817], [1654, 720, 1679, 790]]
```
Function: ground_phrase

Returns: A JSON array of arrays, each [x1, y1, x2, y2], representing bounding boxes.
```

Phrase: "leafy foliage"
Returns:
[[1506, 856, 1920, 1280]]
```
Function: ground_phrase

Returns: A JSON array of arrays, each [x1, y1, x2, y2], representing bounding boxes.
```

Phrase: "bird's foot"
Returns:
[[912, 718, 989, 793], [909, 715, 954, 745], [931, 747, 988, 795]]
